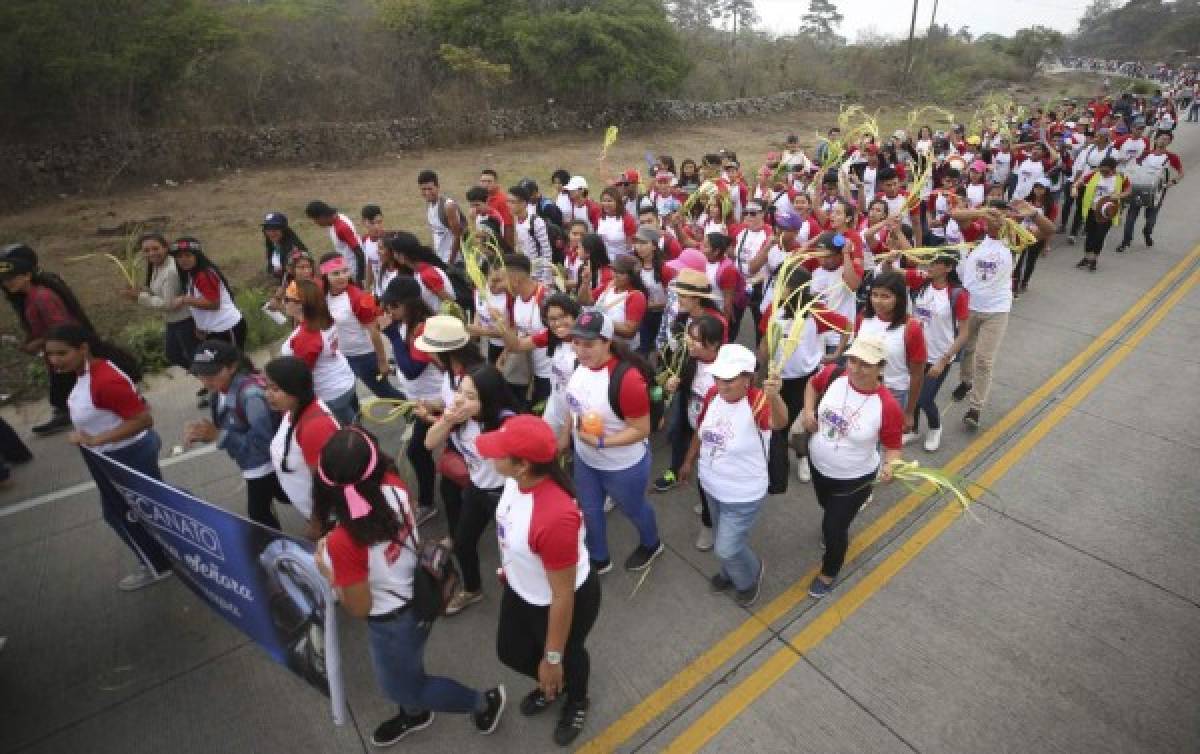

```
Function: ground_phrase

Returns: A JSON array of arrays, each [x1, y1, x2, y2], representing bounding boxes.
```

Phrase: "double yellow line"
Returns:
[[580, 244, 1200, 754]]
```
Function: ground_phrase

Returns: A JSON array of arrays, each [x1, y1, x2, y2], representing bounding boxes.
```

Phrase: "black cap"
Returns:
[[190, 340, 241, 376], [381, 275, 421, 306], [0, 243, 37, 278], [570, 308, 614, 341]]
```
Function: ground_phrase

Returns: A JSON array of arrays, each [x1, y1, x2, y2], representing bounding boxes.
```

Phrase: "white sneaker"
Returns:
[[860, 493, 874, 512], [444, 590, 483, 616], [695, 526, 715, 551], [901, 432, 919, 446], [796, 457, 811, 483], [118, 567, 173, 592], [923, 427, 943, 452], [603, 497, 615, 513]]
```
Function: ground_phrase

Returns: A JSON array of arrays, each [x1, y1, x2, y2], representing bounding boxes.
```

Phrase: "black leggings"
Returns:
[[406, 420, 437, 510], [1084, 214, 1113, 255], [441, 481, 502, 593], [768, 373, 811, 488], [810, 464, 875, 579], [246, 472, 289, 530], [1014, 241, 1044, 287], [497, 573, 601, 704], [203, 318, 248, 350]]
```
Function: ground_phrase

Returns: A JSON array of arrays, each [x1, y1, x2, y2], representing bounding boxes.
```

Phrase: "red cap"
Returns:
[[475, 414, 557, 464], [621, 169, 640, 184]]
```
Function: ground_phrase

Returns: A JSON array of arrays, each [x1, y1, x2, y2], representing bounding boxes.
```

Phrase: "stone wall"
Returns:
[[1, 88, 842, 205]]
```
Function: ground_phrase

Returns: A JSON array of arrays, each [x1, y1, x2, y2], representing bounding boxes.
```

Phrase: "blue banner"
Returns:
[[82, 447, 347, 724]]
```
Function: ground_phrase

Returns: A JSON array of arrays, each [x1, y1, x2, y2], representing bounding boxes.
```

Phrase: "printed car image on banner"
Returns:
[[81, 447, 349, 724]]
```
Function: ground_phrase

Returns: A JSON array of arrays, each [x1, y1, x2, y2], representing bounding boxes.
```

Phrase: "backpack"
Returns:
[[536, 198, 564, 229], [409, 538, 461, 624], [436, 195, 467, 235], [608, 357, 667, 433], [215, 372, 283, 432]]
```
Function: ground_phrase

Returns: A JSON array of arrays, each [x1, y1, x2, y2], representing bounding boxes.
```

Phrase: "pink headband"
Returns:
[[320, 257, 348, 275], [317, 428, 378, 519]]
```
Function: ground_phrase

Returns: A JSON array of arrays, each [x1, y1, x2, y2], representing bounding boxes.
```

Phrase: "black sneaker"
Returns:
[[1144, 233, 1154, 247], [473, 685, 506, 735], [590, 558, 613, 575], [371, 710, 434, 747], [1115, 242, 1128, 253], [950, 382, 971, 402], [520, 687, 555, 716], [963, 409, 981, 429], [710, 571, 733, 592], [553, 698, 589, 747], [624, 541, 665, 572], [734, 559, 765, 607], [1075, 257, 1090, 269], [31, 411, 72, 437]]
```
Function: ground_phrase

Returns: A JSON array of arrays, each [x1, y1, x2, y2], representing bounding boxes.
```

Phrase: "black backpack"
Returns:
[[409, 538, 461, 625], [608, 357, 667, 433]]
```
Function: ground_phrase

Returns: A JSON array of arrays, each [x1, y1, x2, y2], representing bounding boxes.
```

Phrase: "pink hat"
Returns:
[[970, 159, 987, 173], [665, 247, 707, 274]]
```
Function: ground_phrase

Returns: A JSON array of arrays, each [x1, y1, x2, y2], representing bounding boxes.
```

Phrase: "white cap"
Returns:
[[844, 335, 887, 365], [565, 175, 588, 191], [709, 343, 758, 380]]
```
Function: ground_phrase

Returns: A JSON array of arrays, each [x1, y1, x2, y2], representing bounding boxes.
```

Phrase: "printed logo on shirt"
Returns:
[[700, 414, 734, 461], [975, 259, 999, 281], [913, 303, 933, 325], [820, 405, 860, 441]]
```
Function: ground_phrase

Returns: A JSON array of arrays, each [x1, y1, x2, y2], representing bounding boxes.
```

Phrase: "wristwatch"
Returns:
[[545, 651, 563, 665]]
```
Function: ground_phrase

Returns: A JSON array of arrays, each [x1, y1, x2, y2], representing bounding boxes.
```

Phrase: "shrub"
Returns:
[[120, 319, 171, 375], [237, 286, 290, 353]]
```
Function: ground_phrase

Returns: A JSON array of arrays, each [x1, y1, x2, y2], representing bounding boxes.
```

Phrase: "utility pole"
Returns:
[[903, 0, 920, 86], [928, 0, 939, 34]]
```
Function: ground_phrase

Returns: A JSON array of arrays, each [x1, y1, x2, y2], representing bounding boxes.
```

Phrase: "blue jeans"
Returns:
[[96, 431, 173, 574], [324, 386, 360, 425], [367, 608, 482, 715], [345, 351, 405, 400], [574, 448, 660, 563], [915, 364, 950, 430], [890, 389, 908, 420], [708, 493, 765, 591], [637, 309, 664, 355]]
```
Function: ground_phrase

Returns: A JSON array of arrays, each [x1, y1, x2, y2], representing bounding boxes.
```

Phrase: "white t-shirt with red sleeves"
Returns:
[[281, 324, 357, 402], [324, 478, 418, 616], [876, 191, 919, 227], [596, 213, 638, 259], [495, 477, 589, 607], [907, 274, 969, 364], [362, 236, 381, 288], [686, 358, 717, 429], [595, 284, 647, 350], [475, 289, 511, 348], [270, 400, 340, 519], [639, 267, 667, 309], [396, 322, 445, 401], [329, 213, 362, 281], [326, 285, 379, 357], [855, 315, 927, 393], [67, 358, 149, 453], [565, 356, 650, 471], [1137, 150, 1183, 182], [188, 269, 242, 334], [536, 336, 577, 436], [807, 365, 904, 480], [511, 284, 552, 378], [451, 418, 507, 490], [1116, 136, 1150, 172], [696, 386, 772, 502], [705, 260, 740, 303], [415, 263, 453, 314]]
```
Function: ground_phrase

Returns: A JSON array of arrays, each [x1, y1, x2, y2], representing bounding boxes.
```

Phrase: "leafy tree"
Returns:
[[800, 0, 845, 46], [665, 0, 717, 30], [1006, 25, 1065, 70]]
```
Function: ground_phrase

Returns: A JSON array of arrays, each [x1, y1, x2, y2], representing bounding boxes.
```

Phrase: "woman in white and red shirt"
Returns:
[[386, 232, 456, 313], [803, 225, 865, 354], [280, 280, 359, 425], [476, 414, 600, 747], [595, 186, 638, 260], [467, 263, 512, 364], [855, 270, 927, 434], [505, 254, 554, 409], [580, 255, 647, 350], [899, 254, 970, 452], [314, 427, 505, 745], [679, 344, 787, 605], [321, 254, 402, 400], [45, 324, 173, 591], [172, 237, 246, 346], [500, 293, 581, 436], [264, 355, 340, 533], [801, 336, 904, 597]]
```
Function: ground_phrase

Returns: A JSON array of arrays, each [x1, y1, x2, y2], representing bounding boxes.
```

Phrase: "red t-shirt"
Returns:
[[295, 400, 340, 467], [25, 285, 76, 340]]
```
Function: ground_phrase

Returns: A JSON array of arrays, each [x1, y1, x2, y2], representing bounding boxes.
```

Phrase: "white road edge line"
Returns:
[[0, 444, 218, 518]]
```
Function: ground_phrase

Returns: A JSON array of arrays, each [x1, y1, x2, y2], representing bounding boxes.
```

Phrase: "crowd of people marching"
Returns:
[[0, 82, 1189, 747]]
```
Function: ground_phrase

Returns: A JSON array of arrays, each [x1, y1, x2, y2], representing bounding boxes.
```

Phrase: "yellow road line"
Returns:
[[578, 243, 1200, 753], [661, 268, 1200, 753]]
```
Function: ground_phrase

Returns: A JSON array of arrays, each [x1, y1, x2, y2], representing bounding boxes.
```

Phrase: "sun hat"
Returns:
[[665, 248, 707, 274], [564, 176, 588, 192], [669, 268, 721, 301], [476, 414, 559, 464], [414, 315, 471, 353], [709, 343, 758, 380], [844, 335, 887, 365]]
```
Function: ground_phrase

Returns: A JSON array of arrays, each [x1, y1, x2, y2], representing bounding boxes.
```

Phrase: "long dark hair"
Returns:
[[527, 458, 576, 499], [779, 264, 814, 318], [865, 270, 909, 329], [541, 293, 580, 357], [464, 364, 520, 431], [5, 269, 95, 336], [678, 314, 723, 388], [438, 341, 484, 378], [312, 428, 409, 547], [265, 355, 320, 474], [386, 231, 448, 272], [612, 255, 648, 296], [263, 227, 308, 271], [45, 323, 143, 383], [138, 232, 170, 288], [295, 279, 333, 330], [581, 233, 610, 289], [173, 237, 235, 297]]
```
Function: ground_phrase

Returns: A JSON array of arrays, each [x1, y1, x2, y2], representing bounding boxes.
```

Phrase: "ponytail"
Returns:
[[45, 323, 143, 383]]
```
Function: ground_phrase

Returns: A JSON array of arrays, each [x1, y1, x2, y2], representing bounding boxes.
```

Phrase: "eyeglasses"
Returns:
[[744, 211, 761, 217], [284, 297, 301, 304]]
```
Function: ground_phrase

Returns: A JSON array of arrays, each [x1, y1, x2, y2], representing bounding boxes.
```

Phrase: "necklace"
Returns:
[[828, 376, 874, 450]]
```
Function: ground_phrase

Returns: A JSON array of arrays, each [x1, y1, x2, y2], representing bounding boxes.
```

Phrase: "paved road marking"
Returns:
[[0, 444, 217, 518], [578, 242, 1200, 753], [659, 268, 1200, 753]]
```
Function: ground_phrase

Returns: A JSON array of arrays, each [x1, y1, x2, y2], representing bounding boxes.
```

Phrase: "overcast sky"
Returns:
[[752, 0, 1090, 41]]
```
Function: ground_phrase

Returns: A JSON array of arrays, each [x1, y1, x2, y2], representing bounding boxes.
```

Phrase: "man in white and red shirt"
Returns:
[[874, 167, 923, 236], [730, 200, 782, 342], [1010, 143, 1059, 201], [1121, 131, 1185, 250], [305, 200, 365, 285], [1114, 120, 1151, 175]]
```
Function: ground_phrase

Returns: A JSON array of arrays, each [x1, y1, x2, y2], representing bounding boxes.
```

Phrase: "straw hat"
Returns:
[[414, 315, 470, 353], [669, 268, 722, 302]]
